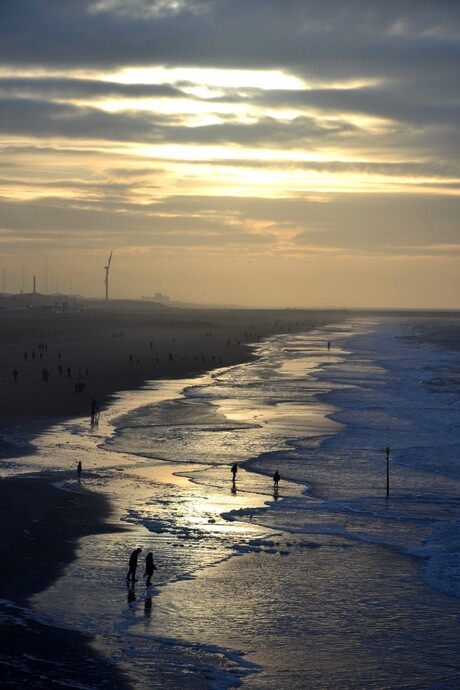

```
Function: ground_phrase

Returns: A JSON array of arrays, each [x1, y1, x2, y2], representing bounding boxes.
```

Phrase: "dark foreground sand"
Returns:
[[0, 305, 344, 688], [0, 475, 132, 688]]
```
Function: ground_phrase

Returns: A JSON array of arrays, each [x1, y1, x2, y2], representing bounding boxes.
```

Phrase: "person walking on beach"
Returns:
[[77, 461, 82, 479], [144, 552, 157, 586], [126, 547, 142, 583], [231, 463, 238, 483], [12, 368, 18, 382], [273, 470, 280, 491]]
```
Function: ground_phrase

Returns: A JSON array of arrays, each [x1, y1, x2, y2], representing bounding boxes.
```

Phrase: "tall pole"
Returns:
[[386, 446, 391, 498], [104, 251, 112, 301]]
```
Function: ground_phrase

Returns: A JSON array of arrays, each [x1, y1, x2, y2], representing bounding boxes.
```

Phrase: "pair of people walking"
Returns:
[[230, 463, 280, 492], [126, 548, 157, 586]]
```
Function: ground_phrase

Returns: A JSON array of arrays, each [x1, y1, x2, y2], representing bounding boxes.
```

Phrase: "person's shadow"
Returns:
[[273, 487, 279, 501]]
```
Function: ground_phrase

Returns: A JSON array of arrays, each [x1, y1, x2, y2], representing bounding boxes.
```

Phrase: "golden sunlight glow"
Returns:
[[107, 66, 307, 90], [130, 143, 348, 162]]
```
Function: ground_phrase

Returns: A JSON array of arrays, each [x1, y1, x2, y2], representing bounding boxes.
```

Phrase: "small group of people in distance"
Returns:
[[231, 463, 280, 494]]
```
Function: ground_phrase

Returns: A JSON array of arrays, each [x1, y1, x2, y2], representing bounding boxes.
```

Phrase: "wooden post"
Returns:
[[386, 446, 391, 498]]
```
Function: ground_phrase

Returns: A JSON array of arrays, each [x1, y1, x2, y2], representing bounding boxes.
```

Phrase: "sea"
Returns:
[[2, 316, 460, 689]]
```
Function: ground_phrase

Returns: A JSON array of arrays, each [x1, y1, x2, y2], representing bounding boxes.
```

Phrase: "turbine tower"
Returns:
[[104, 251, 113, 301]]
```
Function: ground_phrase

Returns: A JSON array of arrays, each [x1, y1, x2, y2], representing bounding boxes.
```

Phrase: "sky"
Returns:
[[1, 0, 460, 308]]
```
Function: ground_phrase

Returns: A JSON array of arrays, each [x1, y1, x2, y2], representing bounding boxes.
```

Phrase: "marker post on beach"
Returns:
[[386, 446, 391, 498]]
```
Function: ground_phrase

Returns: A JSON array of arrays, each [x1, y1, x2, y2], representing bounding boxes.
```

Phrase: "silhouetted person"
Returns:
[[327, 341, 331, 351], [231, 463, 238, 483], [273, 471, 280, 490], [126, 547, 142, 583], [12, 369, 18, 382], [144, 552, 157, 586], [77, 461, 82, 479]]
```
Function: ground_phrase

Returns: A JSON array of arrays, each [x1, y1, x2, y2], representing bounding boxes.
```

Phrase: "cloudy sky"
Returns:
[[1, 0, 459, 307]]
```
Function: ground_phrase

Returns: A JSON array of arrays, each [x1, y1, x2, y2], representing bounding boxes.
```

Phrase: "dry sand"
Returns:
[[0, 304, 342, 433], [0, 304, 344, 688]]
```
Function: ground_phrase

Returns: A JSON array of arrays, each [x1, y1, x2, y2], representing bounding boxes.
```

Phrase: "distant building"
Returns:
[[142, 292, 171, 304]]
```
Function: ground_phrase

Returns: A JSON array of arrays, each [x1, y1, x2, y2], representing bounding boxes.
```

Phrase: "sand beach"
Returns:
[[0, 305, 343, 688], [0, 304, 340, 432], [3, 308, 459, 689], [0, 475, 133, 688]]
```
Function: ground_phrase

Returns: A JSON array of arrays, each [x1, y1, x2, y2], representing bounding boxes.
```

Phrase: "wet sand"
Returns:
[[0, 474, 132, 688], [0, 305, 344, 688]]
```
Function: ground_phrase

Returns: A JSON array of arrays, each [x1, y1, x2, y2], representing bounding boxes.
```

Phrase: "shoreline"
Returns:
[[0, 307, 345, 688], [0, 306, 344, 441]]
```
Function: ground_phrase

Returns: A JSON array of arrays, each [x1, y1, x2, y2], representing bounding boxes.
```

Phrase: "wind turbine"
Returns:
[[104, 251, 112, 301]]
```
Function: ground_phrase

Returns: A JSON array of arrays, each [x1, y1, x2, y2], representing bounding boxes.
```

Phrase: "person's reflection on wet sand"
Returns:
[[127, 586, 136, 608], [144, 596, 152, 616]]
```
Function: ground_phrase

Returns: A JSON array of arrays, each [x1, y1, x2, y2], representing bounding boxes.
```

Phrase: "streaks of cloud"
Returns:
[[1, 0, 459, 306]]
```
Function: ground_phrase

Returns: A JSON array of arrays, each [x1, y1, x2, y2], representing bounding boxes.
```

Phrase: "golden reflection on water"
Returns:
[[128, 462, 269, 538], [131, 463, 205, 487]]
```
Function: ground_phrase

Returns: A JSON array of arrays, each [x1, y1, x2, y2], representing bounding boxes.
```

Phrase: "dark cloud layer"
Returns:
[[2, 0, 460, 78], [0, 96, 356, 147], [0, 77, 185, 100], [1, 1, 459, 161], [1, 1, 459, 149]]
